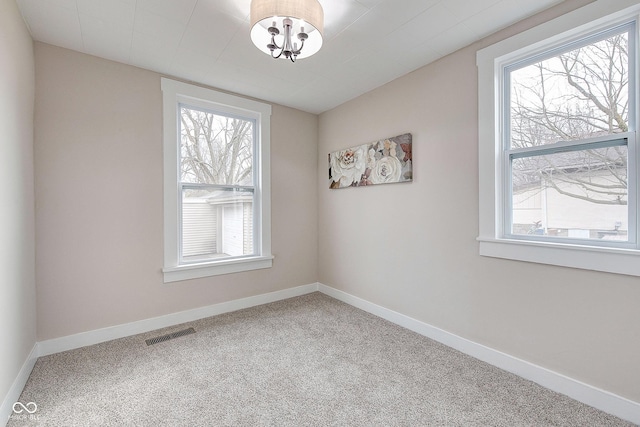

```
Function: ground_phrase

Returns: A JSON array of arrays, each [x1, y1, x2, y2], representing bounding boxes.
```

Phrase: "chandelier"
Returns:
[[250, 0, 324, 62]]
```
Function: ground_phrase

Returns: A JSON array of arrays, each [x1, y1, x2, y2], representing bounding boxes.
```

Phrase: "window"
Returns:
[[162, 79, 272, 282], [506, 23, 635, 245], [477, 1, 640, 276]]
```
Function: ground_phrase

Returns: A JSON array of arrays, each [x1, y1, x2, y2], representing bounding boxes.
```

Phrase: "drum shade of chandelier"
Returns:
[[250, 0, 324, 62]]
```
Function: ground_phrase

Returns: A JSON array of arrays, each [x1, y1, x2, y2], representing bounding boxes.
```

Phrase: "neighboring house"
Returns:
[[182, 191, 253, 260], [512, 151, 627, 238]]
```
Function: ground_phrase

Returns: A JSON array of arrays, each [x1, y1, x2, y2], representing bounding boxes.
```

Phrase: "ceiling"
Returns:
[[16, 0, 564, 114]]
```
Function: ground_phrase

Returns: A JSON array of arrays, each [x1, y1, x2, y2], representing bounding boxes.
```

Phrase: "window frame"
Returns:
[[477, 0, 640, 276], [161, 78, 272, 283]]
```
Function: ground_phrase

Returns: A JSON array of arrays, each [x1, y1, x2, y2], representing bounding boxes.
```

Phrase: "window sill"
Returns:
[[163, 255, 274, 283], [477, 237, 640, 277]]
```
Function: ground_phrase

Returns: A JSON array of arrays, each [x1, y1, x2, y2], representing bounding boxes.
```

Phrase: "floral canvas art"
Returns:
[[329, 133, 412, 189]]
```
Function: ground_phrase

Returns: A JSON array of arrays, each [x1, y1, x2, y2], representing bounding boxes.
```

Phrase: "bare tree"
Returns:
[[180, 107, 253, 186], [510, 31, 629, 205]]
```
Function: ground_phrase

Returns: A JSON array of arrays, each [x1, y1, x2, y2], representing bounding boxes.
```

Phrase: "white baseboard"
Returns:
[[1, 344, 38, 426], [317, 283, 640, 425], [38, 283, 319, 357]]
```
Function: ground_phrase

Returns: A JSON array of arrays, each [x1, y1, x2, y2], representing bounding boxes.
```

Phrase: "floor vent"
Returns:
[[145, 327, 196, 346]]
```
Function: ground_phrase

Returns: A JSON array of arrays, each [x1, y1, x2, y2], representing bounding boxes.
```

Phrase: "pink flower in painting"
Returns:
[[400, 143, 412, 162]]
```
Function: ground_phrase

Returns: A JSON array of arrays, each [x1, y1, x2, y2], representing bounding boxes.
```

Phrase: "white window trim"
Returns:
[[477, 0, 640, 276], [161, 78, 272, 283]]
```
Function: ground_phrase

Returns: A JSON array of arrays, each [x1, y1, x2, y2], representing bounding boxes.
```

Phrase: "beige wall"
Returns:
[[34, 43, 318, 341], [318, 0, 640, 403], [0, 0, 36, 404]]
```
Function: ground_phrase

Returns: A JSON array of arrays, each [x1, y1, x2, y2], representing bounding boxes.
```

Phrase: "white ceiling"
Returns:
[[17, 0, 564, 114]]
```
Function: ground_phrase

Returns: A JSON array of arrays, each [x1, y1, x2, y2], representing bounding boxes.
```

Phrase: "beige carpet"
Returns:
[[8, 292, 634, 426]]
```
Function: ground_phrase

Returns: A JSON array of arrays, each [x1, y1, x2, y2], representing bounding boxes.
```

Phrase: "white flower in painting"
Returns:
[[331, 145, 367, 187], [367, 148, 377, 169], [376, 139, 397, 157], [370, 156, 402, 184]]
